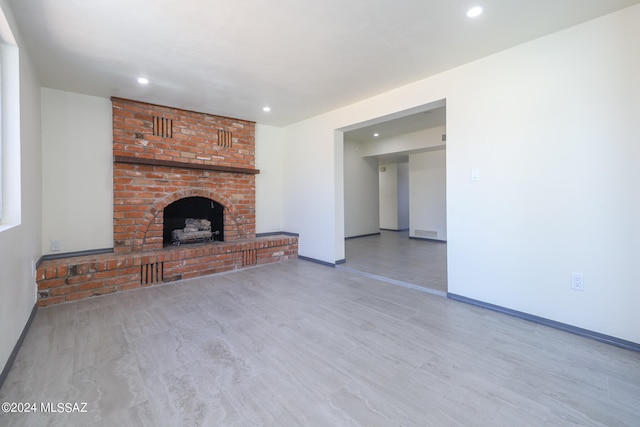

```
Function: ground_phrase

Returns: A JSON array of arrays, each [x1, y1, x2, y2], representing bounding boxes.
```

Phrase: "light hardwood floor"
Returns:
[[1, 259, 638, 426], [341, 230, 447, 295]]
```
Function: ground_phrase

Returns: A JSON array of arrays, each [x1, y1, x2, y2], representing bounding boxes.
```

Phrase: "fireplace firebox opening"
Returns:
[[163, 197, 224, 246]]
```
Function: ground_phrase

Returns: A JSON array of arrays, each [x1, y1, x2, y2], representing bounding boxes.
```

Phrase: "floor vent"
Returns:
[[218, 129, 233, 147], [414, 229, 438, 239], [243, 249, 257, 266], [153, 116, 173, 138], [141, 261, 164, 285]]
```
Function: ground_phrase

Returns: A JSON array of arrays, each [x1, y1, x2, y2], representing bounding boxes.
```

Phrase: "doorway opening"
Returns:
[[339, 99, 447, 295]]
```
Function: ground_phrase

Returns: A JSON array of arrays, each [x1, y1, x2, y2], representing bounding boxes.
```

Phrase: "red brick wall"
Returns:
[[113, 164, 255, 252], [111, 98, 257, 253], [112, 98, 255, 168]]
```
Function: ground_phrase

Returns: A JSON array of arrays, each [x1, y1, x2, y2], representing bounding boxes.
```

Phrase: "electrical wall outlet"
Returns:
[[51, 239, 62, 251], [571, 273, 585, 291]]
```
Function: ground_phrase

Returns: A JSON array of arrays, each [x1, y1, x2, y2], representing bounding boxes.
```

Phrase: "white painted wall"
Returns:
[[0, 0, 42, 374], [397, 162, 409, 230], [443, 10, 640, 343], [255, 124, 284, 233], [409, 149, 446, 240], [378, 163, 398, 230], [334, 131, 345, 261], [343, 139, 379, 238], [379, 161, 410, 231], [282, 121, 339, 262], [282, 5, 640, 343], [41, 89, 112, 254]]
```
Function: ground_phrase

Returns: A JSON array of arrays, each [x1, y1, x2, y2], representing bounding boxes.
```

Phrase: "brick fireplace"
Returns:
[[111, 98, 259, 252], [36, 98, 297, 306]]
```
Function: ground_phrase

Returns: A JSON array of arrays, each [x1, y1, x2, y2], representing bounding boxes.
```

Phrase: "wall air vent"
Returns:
[[414, 229, 438, 239]]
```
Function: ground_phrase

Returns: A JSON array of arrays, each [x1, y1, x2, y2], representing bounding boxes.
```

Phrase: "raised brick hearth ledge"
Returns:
[[36, 235, 298, 307]]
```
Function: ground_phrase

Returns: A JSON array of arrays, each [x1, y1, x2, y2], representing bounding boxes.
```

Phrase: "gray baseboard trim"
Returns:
[[379, 228, 409, 232], [256, 231, 299, 238], [448, 293, 640, 352], [39, 247, 114, 266], [298, 255, 335, 268], [335, 259, 346, 265], [0, 304, 37, 391], [345, 232, 380, 240]]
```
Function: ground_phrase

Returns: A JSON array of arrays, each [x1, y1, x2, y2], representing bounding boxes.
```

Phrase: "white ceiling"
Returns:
[[8, 0, 640, 126], [345, 106, 446, 143]]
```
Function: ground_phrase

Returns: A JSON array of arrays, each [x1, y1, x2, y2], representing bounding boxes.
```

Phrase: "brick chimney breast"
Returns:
[[111, 98, 257, 253]]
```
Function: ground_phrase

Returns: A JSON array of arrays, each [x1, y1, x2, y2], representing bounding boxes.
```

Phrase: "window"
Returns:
[[0, 7, 19, 228], [0, 52, 3, 221]]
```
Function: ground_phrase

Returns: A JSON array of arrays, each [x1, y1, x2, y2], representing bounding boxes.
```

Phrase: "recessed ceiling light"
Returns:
[[373, 133, 379, 137], [263, 106, 271, 112], [467, 6, 483, 18], [137, 77, 149, 85]]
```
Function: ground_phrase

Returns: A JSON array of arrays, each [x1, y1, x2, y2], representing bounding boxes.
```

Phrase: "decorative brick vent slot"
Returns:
[[243, 249, 257, 266], [153, 116, 173, 138], [35, 98, 298, 306], [141, 261, 164, 285], [218, 129, 232, 147]]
